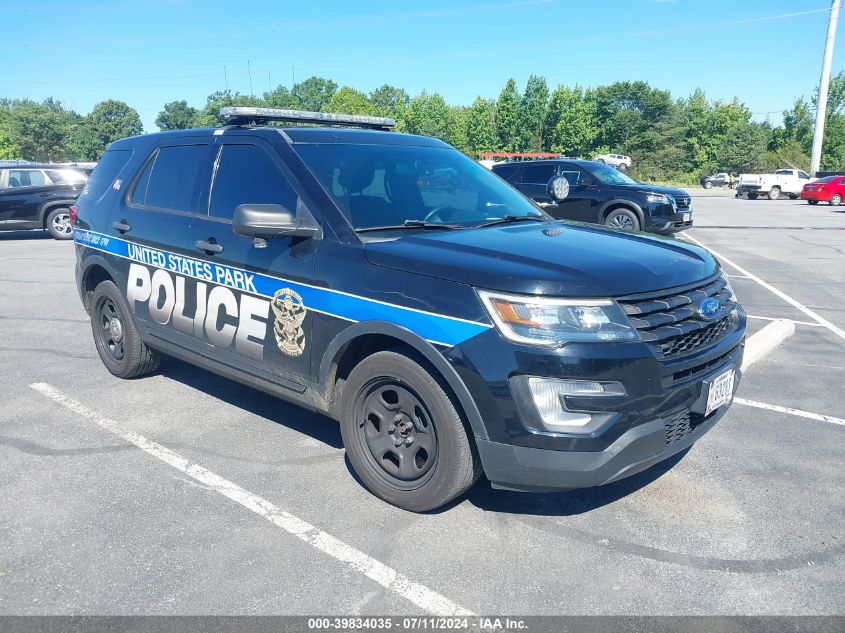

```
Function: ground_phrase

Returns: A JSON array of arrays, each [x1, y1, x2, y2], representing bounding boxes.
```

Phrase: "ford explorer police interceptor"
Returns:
[[72, 108, 746, 511]]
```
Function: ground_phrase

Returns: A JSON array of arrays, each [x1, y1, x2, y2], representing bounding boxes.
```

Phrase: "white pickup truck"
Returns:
[[736, 168, 813, 200]]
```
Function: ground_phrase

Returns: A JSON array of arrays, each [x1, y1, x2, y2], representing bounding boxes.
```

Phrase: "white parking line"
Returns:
[[681, 233, 845, 343], [735, 397, 845, 427], [29, 382, 474, 617], [746, 314, 824, 328], [741, 318, 795, 371]]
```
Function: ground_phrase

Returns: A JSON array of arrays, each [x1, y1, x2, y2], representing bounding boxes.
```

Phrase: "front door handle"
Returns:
[[196, 239, 223, 254], [112, 220, 131, 233]]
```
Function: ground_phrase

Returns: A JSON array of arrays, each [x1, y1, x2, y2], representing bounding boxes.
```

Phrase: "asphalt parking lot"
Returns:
[[1, 194, 843, 616]]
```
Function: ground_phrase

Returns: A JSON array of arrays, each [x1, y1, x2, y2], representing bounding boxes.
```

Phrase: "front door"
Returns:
[[550, 163, 599, 223], [1, 168, 51, 228], [186, 138, 319, 386]]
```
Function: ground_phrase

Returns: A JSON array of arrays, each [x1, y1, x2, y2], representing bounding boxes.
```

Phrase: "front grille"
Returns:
[[675, 196, 691, 208], [618, 275, 736, 360], [663, 408, 707, 444]]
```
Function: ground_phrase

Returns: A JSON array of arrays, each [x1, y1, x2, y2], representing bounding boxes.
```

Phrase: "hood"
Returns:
[[364, 222, 718, 297], [616, 183, 690, 198]]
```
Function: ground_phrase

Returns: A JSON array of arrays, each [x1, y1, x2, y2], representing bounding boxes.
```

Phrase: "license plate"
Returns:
[[683, 212, 691, 222], [705, 368, 735, 416]]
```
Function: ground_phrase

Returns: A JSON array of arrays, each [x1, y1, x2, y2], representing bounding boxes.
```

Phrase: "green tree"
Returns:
[[292, 76, 337, 112], [466, 97, 496, 155], [447, 106, 470, 154], [192, 90, 262, 128], [75, 100, 143, 160], [263, 85, 298, 109], [1, 98, 77, 161], [545, 85, 596, 156], [155, 100, 198, 131], [495, 78, 521, 151], [405, 91, 450, 139], [518, 75, 549, 151], [717, 122, 769, 174], [369, 84, 409, 130], [772, 97, 814, 154], [324, 86, 373, 115]]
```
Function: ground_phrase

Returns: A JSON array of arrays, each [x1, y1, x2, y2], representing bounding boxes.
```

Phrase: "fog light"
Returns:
[[526, 378, 624, 434]]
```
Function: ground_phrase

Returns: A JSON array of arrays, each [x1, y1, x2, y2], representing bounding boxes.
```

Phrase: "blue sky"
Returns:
[[1, 0, 842, 131]]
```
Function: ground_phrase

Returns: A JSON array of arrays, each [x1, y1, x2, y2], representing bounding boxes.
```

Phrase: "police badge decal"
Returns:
[[271, 288, 307, 357]]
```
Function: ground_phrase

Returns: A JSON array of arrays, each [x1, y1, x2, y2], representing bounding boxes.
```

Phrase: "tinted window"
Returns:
[[46, 169, 87, 184], [491, 163, 519, 181], [136, 145, 207, 212], [294, 143, 542, 229], [520, 164, 556, 184], [557, 164, 587, 186], [83, 149, 132, 200], [209, 145, 298, 221], [7, 169, 47, 187], [799, 171, 810, 179]]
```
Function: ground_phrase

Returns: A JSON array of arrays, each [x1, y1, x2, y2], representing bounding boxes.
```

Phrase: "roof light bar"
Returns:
[[220, 107, 395, 130]]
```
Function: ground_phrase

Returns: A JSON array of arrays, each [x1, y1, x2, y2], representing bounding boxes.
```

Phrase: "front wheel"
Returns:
[[339, 349, 481, 512], [831, 194, 842, 206], [703, 181, 713, 190], [768, 187, 781, 200], [45, 208, 73, 240], [604, 208, 641, 231], [91, 281, 159, 379], [618, 163, 628, 172]]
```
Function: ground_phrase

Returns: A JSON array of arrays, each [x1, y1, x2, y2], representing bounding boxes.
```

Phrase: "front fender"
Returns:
[[599, 199, 645, 226], [319, 320, 489, 441]]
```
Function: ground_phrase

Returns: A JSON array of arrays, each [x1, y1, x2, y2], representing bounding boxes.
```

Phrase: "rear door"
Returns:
[[515, 163, 558, 204], [115, 141, 214, 349], [2, 168, 53, 228], [186, 137, 319, 385]]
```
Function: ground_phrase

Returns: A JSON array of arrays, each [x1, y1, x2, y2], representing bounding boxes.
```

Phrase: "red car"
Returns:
[[800, 175, 845, 205]]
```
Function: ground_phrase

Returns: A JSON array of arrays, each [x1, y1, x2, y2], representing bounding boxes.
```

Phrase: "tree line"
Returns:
[[3, 74, 844, 184]]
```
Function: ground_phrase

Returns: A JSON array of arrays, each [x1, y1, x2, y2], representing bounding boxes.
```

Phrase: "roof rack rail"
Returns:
[[219, 107, 395, 130]]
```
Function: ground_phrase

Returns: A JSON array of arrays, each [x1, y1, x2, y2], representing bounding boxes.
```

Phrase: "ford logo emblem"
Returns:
[[698, 297, 722, 320]]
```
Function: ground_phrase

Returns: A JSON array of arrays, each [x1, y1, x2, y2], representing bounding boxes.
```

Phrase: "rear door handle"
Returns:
[[196, 239, 223, 254], [112, 221, 131, 233]]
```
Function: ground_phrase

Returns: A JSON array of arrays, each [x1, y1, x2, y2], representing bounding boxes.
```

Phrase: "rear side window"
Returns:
[[7, 169, 47, 187], [83, 150, 132, 200], [132, 144, 207, 212], [209, 144, 298, 221], [520, 164, 556, 184]]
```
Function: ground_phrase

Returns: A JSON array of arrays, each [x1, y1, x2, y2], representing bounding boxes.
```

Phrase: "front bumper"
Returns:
[[476, 364, 739, 492], [646, 208, 693, 234]]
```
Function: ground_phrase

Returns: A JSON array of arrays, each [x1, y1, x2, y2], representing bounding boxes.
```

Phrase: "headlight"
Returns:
[[478, 290, 639, 346], [722, 274, 737, 303], [645, 192, 671, 205]]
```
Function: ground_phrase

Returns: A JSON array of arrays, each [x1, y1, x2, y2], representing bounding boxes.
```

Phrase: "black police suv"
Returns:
[[492, 159, 693, 234], [73, 108, 745, 511], [0, 164, 87, 239]]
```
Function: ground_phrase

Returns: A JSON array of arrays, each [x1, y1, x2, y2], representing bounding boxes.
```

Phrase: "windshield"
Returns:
[[587, 161, 638, 185], [293, 143, 545, 230]]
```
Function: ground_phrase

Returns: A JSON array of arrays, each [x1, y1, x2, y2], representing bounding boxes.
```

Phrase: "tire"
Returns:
[[618, 163, 628, 172], [339, 349, 481, 512], [748, 193, 758, 200], [789, 194, 799, 200], [831, 194, 842, 206], [90, 280, 159, 379], [703, 181, 713, 190], [45, 208, 73, 240], [603, 208, 641, 231], [596, 158, 605, 164], [768, 187, 780, 200], [808, 200, 819, 205]]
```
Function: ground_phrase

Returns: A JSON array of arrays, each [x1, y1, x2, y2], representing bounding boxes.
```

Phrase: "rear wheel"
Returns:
[[618, 163, 628, 172], [339, 349, 481, 512], [831, 194, 842, 206], [45, 208, 73, 240], [604, 208, 641, 231], [703, 181, 713, 190], [789, 193, 799, 200], [91, 281, 159, 379], [768, 187, 781, 200], [748, 192, 758, 200]]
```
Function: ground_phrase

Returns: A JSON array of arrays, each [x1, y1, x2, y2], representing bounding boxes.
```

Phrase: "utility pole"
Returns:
[[811, 0, 842, 175], [247, 60, 253, 96]]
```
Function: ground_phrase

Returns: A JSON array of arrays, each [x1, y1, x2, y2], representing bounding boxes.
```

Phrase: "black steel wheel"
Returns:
[[339, 349, 481, 511], [90, 280, 159, 378], [355, 379, 439, 488]]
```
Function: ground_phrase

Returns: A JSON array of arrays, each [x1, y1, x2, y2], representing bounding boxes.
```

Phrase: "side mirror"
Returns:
[[232, 203, 320, 239], [547, 176, 570, 202]]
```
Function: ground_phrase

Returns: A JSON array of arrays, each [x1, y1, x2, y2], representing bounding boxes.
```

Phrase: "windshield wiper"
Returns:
[[474, 214, 548, 229], [355, 219, 461, 233]]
